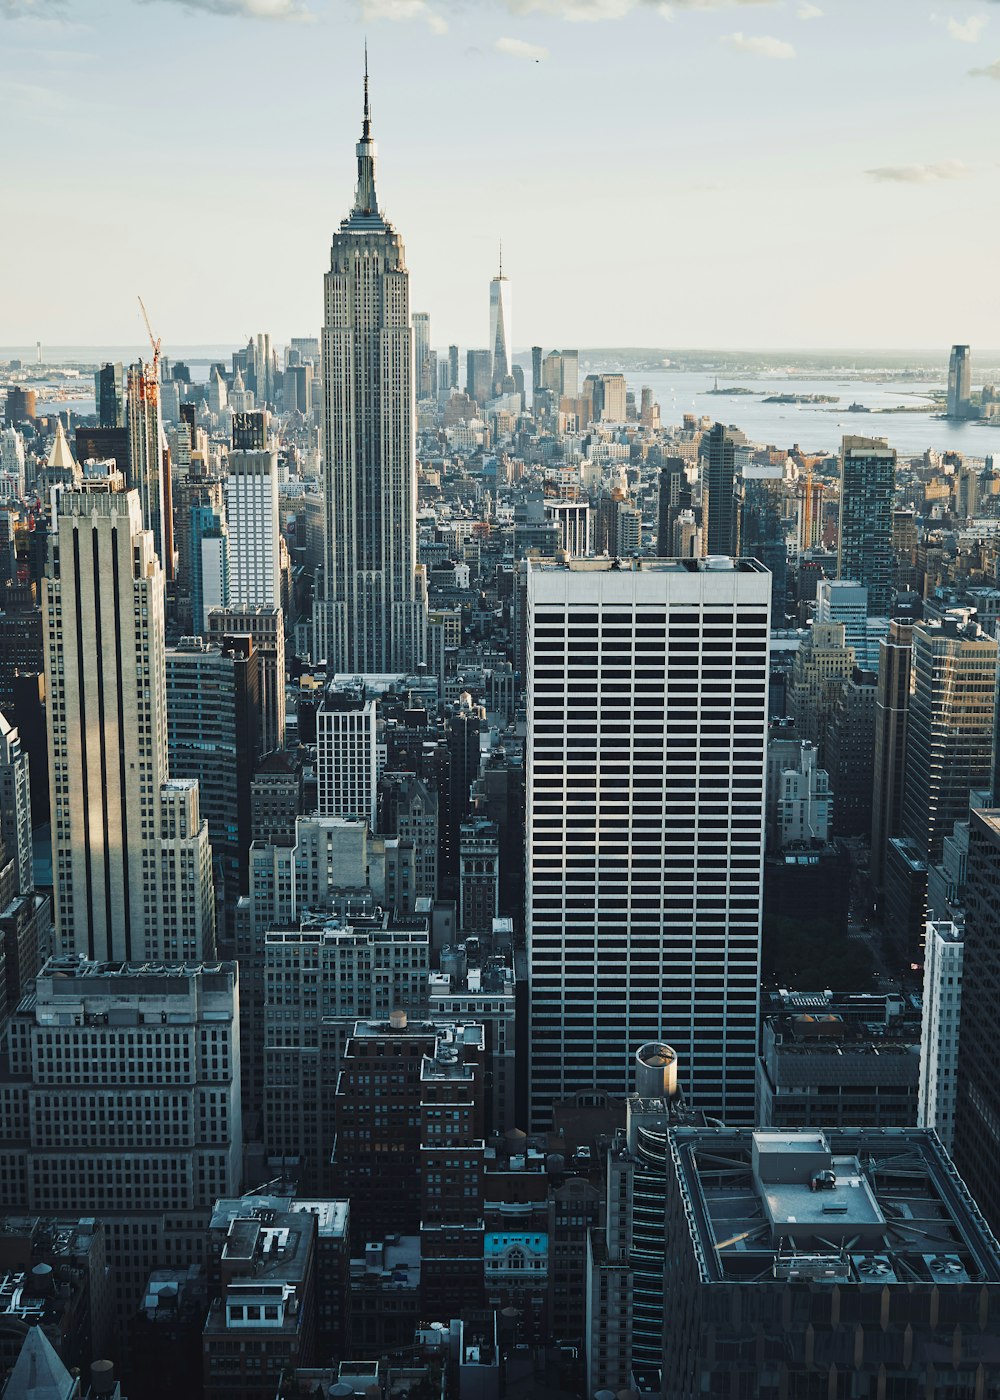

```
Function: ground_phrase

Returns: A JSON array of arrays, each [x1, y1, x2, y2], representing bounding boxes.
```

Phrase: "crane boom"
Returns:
[[137, 295, 161, 376]]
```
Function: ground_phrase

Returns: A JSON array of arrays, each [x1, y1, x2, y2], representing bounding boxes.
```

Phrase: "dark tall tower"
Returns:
[[656, 456, 691, 556], [901, 614, 997, 866], [95, 362, 124, 428], [741, 465, 786, 620], [947, 344, 972, 419], [870, 620, 913, 892], [701, 423, 739, 557], [466, 349, 492, 407], [838, 435, 896, 616], [953, 806, 1000, 1233]]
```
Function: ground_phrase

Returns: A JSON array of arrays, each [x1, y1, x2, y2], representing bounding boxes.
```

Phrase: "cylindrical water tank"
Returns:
[[90, 1361, 116, 1397], [28, 1263, 54, 1297], [635, 1042, 678, 1099], [389, 1009, 407, 1031]]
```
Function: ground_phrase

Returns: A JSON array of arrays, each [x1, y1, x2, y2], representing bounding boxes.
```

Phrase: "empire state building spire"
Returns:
[[354, 46, 380, 219]]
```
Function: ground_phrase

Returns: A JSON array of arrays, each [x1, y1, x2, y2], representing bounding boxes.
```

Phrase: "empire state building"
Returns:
[[315, 65, 427, 673]]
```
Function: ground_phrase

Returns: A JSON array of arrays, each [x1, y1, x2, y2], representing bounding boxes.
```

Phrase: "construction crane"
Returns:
[[136, 296, 162, 409], [137, 296, 161, 379]]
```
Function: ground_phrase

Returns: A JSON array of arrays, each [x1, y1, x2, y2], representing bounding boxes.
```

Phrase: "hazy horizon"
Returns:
[[5, 345, 1000, 367]]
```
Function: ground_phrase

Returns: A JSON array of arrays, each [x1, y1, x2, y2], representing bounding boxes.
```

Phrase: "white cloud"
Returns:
[[140, 0, 314, 17], [1, 0, 64, 15], [0, 76, 70, 106], [721, 29, 794, 57], [797, 1, 822, 17], [505, 0, 632, 20], [866, 160, 972, 183], [969, 55, 1000, 75], [517, 0, 773, 20], [670, 0, 777, 7], [362, 0, 447, 29], [495, 33, 549, 57], [948, 13, 986, 41]]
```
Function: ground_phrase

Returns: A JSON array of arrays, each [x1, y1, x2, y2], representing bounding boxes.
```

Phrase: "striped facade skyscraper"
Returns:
[[525, 557, 771, 1128]]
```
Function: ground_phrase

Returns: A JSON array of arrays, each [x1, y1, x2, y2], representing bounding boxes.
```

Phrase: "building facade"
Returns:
[[43, 480, 214, 962], [918, 919, 964, 1152], [316, 688, 377, 829], [871, 619, 913, 891], [837, 435, 896, 616], [314, 69, 426, 673], [948, 344, 972, 418], [207, 604, 285, 758], [661, 1127, 1000, 1400], [953, 808, 1000, 1234], [701, 423, 739, 558], [225, 446, 280, 610], [165, 635, 260, 904], [125, 361, 170, 576], [526, 557, 770, 1127], [901, 613, 997, 866], [756, 990, 921, 1129], [0, 958, 242, 1331], [0, 709, 32, 898]]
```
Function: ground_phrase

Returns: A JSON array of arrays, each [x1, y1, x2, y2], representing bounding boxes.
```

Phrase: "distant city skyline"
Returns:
[[3, 0, 1000, 348]]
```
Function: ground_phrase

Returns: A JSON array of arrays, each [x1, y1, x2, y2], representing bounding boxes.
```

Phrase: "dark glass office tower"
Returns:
[[953, 807, 1000, 1235], [838, 434, 896, 616], [702, 422, 739, 557], [95, 361, 124, 428]]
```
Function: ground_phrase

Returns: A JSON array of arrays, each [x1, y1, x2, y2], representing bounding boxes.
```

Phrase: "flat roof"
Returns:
[[669, 1127, 1000, 1287], [761, 1157, 886, 1244], [288, 1200, 349, 1237], [528, 556, 769, 575]]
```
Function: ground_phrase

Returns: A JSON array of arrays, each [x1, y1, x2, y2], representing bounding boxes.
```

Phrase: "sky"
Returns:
[[3, 0, 1000, 351]]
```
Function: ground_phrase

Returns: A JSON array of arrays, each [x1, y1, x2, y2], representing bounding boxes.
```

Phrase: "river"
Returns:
[[622, 370, 1000, 460]]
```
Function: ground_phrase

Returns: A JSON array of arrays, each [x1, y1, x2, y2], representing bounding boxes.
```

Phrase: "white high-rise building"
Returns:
[[317, 683, 380, 823], [43, 477, 215, 962], [314, 63, 426, 673], [526, 557, 771, 1127], [0, 426, 25, 499], [0, 709, 32, 896], [316, 688, 378, 829], [158, 779, 217, 962], [489, 250, 512, 397], [918, 919, 964, 1151], [545, 500, 591, 557], [765, 738, 831, 851], [225, 445, 281, 609], [208, 366, 228, 416]]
